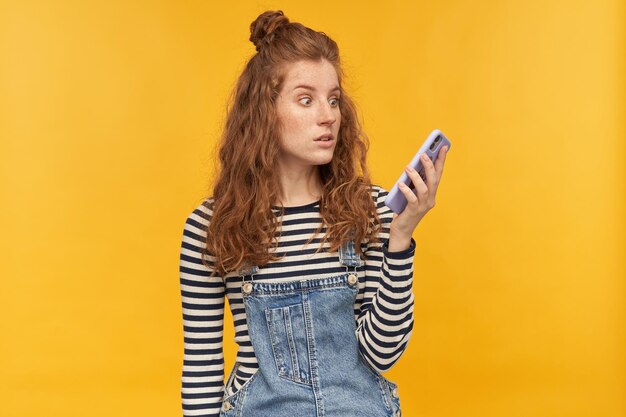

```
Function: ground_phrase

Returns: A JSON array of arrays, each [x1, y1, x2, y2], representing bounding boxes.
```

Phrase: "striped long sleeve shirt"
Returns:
[[179, 184, 416, 417]]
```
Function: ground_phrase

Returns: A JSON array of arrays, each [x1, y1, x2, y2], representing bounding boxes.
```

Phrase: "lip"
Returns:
[[314, 134, 334, 142], [315, 138, 335, 148]]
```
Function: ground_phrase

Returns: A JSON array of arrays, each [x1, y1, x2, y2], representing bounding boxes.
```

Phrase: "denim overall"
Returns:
[[219, 238, 403, 417]]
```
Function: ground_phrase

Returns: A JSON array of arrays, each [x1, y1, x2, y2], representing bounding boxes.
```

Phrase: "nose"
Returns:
[[318, 101, 337, 126]]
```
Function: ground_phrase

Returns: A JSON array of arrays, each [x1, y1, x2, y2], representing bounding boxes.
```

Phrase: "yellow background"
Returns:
[[1, 1, 624, 416]]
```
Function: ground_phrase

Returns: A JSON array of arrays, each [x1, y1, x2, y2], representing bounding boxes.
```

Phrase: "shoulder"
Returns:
[[369, 184, 393, 221], [369, 183, 388, 202], [182, 196, 215, 236]]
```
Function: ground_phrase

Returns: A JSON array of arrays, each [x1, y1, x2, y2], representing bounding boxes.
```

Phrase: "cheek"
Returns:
[[281, 109, 310, 135], [278, 104, 296, 124], [281, 113, 299, 132]]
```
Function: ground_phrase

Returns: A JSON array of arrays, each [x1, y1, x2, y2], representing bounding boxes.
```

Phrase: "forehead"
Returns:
[[281, 60, 339, 88]]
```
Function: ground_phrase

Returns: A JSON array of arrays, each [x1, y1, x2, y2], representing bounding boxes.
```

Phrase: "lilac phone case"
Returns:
[[384, 129, 452, 214]]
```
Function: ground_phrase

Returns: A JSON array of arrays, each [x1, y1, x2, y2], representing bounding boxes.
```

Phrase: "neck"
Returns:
[[275, 161, 323, 207]]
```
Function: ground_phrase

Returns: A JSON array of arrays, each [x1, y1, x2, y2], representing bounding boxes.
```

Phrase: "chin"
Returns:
[[314, 155, 334, 165]]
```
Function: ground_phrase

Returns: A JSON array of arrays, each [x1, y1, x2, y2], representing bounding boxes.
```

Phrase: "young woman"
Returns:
[[179, 10, 449, 417]]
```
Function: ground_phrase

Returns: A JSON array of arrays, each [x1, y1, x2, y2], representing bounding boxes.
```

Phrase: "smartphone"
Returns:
[[384, 129, 452, 214]]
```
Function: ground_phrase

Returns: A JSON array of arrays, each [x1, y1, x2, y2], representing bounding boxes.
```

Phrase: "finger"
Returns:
[[398, 180, 419, 205], [420, 153, 437, 188], [434, 145, 448, 175], [405, 165, 428, 196]]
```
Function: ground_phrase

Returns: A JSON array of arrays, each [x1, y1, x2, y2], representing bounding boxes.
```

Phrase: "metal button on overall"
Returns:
[[347, 273, 358, 285], [223, 401, 232, 411], [242, 282, 253, 294]]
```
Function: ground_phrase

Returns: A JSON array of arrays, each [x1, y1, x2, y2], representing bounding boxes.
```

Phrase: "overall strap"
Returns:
[[238, 264, 258, 283], [338, 230, 363, 274]]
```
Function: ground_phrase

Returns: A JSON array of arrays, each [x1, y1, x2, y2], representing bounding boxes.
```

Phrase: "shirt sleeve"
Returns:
[[179, 199, 226, 417], [356, 186, 416, 373]]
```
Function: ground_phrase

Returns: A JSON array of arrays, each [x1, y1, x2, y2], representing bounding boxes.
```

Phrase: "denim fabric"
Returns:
[[219, 239, 403, 417]]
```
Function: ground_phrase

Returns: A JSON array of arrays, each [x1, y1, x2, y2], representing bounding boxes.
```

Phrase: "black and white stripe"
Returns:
[[179, 185, 415, 417]]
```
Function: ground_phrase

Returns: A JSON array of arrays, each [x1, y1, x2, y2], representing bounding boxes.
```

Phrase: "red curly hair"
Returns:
[[203, 10, 382, 277]]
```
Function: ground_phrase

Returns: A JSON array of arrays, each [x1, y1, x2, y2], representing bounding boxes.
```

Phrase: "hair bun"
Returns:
[[249, 10, 290, 52]]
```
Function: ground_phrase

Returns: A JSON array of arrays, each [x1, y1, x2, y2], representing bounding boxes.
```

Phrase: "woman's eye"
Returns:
[[298, 97, 340, 106]]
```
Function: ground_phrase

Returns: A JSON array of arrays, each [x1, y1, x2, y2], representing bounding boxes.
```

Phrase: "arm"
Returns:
[[179, 200, 226, 417], [356, 187, 416, 373]]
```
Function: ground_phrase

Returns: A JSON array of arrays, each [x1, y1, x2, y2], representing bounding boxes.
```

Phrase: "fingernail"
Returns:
[[406, 165, 415, 172], [421, 153, 428, 161]]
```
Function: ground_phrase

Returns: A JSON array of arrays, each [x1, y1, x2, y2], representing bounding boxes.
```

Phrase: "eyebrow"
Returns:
[[293, 84, 341, 93]]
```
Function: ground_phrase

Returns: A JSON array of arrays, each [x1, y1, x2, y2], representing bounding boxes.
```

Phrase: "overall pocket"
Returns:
[[357, 348, 402, 415], [219, 365, 259, 417], [223, 361, 241, 399], [265, 302, 313, 385]]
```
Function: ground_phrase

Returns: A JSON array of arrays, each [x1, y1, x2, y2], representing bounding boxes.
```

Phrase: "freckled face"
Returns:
[[275, 59, 341, 170]]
